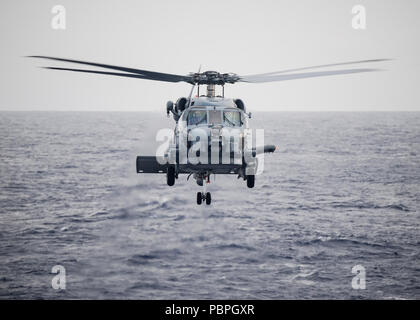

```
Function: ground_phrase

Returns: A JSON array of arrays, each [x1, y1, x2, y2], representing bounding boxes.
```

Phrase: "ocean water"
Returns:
[[0, 111, 419, 299]]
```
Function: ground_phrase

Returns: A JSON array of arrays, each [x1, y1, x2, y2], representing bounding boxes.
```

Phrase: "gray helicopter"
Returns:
[[29, 56, 389, 204]]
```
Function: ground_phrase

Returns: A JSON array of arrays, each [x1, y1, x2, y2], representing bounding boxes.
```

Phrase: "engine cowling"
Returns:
[[175, 97, 188, 113], [234, 99, 246, 112]]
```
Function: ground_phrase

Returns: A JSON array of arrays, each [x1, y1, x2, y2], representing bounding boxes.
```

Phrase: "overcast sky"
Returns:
[[1, 0, 419, 111]]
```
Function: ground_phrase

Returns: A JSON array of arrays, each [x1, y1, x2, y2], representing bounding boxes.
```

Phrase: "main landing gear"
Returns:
[[246, 175, 255, 188], [196, 174, 211, 205], [167, 165, 175, 186]]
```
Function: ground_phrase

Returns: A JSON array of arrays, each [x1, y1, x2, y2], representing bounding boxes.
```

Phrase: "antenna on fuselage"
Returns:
[[188, 64, 201, 108]]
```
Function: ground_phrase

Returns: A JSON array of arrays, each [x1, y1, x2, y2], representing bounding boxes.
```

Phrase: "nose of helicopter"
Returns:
[[210, 126, 222, 142]]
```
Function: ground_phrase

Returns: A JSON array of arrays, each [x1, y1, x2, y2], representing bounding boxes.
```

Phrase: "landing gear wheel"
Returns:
[[167, 165, 175, 186], [205, 192, 211, 205], [246, 175, 255, 188], [197, 192, 202, 205]]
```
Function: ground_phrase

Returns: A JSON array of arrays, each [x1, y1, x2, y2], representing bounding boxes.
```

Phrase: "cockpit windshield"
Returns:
[[186, 109, 242, 127], [187, 110, 207, 126], [223, 111, 241, 127], [208, 110, 222, 125]]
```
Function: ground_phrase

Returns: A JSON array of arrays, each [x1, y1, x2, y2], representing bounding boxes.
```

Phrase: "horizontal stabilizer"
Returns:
[[136, 156, 167, 173]]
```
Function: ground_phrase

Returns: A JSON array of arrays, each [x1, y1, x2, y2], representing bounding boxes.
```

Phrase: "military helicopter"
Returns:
[[29, 56, 388, 205]]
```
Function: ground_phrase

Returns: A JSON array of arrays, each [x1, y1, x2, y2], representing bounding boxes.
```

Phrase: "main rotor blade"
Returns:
[[239, 68, 380, 83], [42, 67, 177, 81], [28, 56, 192, 83], [240, 59, 390, 80]]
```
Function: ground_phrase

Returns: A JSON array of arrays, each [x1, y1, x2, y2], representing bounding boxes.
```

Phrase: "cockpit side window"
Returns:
[[187, 110, 207, 126], [223, 111, 241, 127]]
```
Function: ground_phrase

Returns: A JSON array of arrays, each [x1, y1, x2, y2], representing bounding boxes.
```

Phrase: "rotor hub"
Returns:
[[190, 71, 240, 85]]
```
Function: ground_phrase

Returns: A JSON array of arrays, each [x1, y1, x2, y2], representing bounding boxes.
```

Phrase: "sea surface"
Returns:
[[0, 111, 419, 299]]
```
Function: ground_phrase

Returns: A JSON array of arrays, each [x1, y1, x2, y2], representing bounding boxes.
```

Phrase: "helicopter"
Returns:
[[29, 56, 389, 205]]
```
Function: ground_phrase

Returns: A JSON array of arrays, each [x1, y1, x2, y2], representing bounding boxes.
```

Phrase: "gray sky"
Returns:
[[1, 0, 419, 111]]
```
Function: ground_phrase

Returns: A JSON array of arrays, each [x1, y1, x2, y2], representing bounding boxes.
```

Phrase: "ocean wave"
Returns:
[[209, 243, 256, 251], [331, 201, 410, 212], [127, 249, 182, 266], [295, 237, 390, 249]]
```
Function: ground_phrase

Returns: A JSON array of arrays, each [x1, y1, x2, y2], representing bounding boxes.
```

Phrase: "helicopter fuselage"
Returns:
[[165, 96, 257, 184]]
